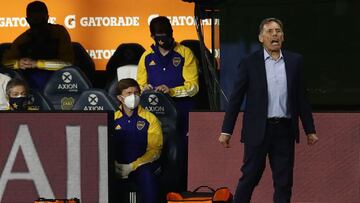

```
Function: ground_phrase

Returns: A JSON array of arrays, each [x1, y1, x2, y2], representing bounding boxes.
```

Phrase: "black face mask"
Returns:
[[9, 96, 29, 111], [154, 34, 174, 50]]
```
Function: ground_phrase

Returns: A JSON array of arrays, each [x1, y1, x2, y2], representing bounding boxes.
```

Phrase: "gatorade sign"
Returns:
[[0, 1, 217, 70]]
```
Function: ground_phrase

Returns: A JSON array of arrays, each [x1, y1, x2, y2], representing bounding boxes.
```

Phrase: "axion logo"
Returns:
[[62, 72, 72, 83], [148, 94, 159, 106], [88, 94, 98, 106]]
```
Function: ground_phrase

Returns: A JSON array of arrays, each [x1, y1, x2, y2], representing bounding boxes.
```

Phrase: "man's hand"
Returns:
[[219, 133, 231, 148], [307, 133, 319, 146], [114, 161, 134, 179], [143, 84, 153, 92], [155, 84, 170, 94], [19, 58, 37, 69]]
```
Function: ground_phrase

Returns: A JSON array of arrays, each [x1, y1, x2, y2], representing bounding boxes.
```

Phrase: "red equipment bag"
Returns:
[[167, 185, 233, 203]]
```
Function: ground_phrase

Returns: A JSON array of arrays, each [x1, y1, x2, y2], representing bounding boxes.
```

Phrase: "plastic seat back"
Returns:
[[106, 43, 145, 81], [0, 67, 23, 79], [140, 91, 184, 193], [43, 66, 91, 110], [117, 64, 138, 81], [0, 43, 12, 64], [28, 89, 54, 110], [72, 42, 96, 83], [180, 39, 213, 110], [72, 88, 117, 111]]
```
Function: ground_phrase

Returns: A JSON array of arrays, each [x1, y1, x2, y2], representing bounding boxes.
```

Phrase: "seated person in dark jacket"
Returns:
[[113, 78, 163, 203], [2, 1, 74, 90]]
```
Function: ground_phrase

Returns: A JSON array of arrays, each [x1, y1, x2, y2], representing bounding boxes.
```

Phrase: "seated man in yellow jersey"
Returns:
[[113, 78, 163, 203], [2, 1, 74, 90], [5, 78, 38, 111]]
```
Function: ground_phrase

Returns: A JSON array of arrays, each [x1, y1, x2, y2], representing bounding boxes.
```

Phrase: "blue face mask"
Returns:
[[9, 96, 29, 111], [154, 34, 174, 50]]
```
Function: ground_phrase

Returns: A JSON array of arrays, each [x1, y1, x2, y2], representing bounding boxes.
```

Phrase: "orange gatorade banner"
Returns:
[[0, 0, 218, 70]]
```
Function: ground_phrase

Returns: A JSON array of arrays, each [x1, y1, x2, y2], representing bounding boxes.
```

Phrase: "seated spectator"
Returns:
[[0, 73, 11, 110], [2, 1, 74, 90], [5, 78, 38, 110], [113, 78, 163, 203]]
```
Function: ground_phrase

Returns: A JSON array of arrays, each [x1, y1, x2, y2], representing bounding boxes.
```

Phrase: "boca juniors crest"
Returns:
[[172, 57, 181, 67], [136, 121, 146, 130]]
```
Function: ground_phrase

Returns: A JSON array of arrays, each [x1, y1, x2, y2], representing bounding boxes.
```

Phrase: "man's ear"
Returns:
[[117, 95, 123, 103], [258, 34, 263, 43]]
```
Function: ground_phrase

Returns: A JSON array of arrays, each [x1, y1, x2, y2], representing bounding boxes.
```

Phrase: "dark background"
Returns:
[[219, 0, 360, 110]]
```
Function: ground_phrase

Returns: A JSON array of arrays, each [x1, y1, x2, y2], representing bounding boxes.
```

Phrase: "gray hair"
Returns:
[[259, 18, 283, 34], [6, 78, 29, 97]]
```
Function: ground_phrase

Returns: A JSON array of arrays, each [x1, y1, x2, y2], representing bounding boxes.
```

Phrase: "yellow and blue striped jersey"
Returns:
[[137, 43, 199, 97], [114, 105, 163, 170]]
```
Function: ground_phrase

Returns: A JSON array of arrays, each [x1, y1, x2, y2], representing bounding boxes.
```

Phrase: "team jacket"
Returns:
[[137, 43, 199, 97], [113, 105, 163, 171]]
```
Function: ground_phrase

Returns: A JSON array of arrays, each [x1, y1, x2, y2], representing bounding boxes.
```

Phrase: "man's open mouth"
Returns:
[[271, 40, 279, 45]]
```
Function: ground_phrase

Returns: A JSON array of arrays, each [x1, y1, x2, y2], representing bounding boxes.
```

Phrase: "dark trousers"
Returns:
[[114, 164, 159, 203], [233, 119, 295, 203]]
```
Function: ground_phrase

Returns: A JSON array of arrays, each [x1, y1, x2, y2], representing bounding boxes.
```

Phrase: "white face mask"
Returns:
[[122, 94, 140, 110]]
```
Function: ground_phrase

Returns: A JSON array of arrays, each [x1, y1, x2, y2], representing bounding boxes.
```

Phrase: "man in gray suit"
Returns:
[[219, 18, 319, 203]]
